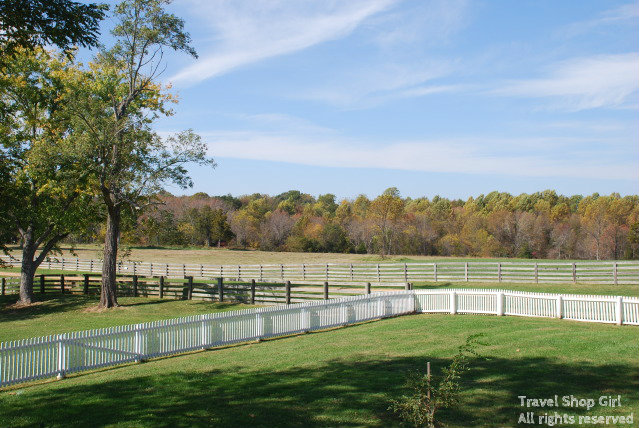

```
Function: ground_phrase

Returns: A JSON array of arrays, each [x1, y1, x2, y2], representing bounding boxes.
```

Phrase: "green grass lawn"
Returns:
[[0, 313, 637, 428], [0, 294, 256, 342]]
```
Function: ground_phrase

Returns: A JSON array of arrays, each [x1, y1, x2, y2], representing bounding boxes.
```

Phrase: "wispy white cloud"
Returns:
[[561, 3, 639, 38], [298, 61, 461, 108], [489, 53, 639, 110], [169, 0, 398, 85], [194, 129, 636, 181], [370, 0, 470, 48]]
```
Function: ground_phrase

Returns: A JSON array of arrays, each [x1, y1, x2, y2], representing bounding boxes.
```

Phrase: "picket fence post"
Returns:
[[616, 296, 623, 325], [449, 291, 456, 315], [496, 292, 504, 316], [556, 296, 563, 319], [57, 334, 67, 379]]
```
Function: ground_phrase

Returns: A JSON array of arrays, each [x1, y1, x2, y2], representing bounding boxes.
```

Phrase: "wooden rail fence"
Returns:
[[0, 274, 408, 305], [1, 256, 637, 285]]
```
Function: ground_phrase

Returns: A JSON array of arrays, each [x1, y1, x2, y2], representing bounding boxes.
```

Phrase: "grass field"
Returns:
[[4, 244, 607, 265], [0, 294, 255, 342], [0, 311, 637, 428]]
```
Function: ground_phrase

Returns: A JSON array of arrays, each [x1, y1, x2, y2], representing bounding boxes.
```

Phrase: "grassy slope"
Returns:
[[0, 314, 637, 428]]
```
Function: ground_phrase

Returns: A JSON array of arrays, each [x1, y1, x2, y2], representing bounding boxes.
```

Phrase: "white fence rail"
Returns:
[[2, 256, 637, 285], [1, 289, 637, 387]]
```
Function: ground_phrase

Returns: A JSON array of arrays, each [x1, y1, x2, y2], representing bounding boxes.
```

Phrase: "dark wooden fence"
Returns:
[[0, 274, 412, 305]]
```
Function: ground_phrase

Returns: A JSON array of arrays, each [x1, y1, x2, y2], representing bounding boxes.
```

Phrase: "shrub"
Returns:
[[389, 334, 486, 428]]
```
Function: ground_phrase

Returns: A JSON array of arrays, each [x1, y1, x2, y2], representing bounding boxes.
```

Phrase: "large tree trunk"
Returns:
[[19, 243, 36, 304], [100, 205, 121, 308]]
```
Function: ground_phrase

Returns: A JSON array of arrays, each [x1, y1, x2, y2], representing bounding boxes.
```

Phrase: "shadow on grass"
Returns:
[[0, 293, 254, 323], [0, 293, 98, 322], [1, 354, 636, 428]]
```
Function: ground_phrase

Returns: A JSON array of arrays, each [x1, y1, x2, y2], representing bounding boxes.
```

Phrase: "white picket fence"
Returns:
[[2, 255, 638, 285], [1, 289, 637, 387]]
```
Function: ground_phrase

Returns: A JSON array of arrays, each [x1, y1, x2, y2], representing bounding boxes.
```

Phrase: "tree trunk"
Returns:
[[100, 205, 121, 308], [19, 244, 36, 304]]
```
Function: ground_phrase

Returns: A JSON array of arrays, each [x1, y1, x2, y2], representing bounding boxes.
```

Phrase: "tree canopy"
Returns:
[[0, 0, 106, 57]]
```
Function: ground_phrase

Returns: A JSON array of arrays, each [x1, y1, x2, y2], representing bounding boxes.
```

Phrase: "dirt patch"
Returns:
[[82, 304, 127, 313], [6, 301, 47, 310]]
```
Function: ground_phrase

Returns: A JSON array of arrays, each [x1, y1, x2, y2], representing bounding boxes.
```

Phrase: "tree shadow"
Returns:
[[1, 352, 636, 428], [0, 293, 97, 322]]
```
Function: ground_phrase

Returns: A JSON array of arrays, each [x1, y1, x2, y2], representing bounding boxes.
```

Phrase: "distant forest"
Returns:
[[68, 188, 638, 260]]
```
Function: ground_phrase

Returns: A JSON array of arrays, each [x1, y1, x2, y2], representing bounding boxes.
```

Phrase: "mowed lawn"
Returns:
[[0, 300, 637, 428], [0, 294, 256, 342]]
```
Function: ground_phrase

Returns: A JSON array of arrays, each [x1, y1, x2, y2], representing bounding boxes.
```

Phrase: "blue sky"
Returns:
[[123, 0, 638, 199]]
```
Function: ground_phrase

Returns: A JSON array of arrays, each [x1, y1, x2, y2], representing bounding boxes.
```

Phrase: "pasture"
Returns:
[[1, 247, 637, 427], [2, 244, 599, 266], [0, 308, 637, 428]]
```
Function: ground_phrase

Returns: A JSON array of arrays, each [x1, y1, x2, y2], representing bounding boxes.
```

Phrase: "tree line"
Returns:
[[70, 188, 638, 261]]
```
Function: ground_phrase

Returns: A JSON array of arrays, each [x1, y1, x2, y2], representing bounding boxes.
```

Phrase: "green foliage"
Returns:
[[0, 0, 106, 58], [0, 48, 99, 269], [389, 334, 486, 428]]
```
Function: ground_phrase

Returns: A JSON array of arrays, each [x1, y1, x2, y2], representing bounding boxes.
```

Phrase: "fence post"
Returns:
[[159, 276, 164, 299], [200, 316, 208, 349], [60, 274, 65, 294], [556, 296, 563, 319], [404, 263, 408, 282], [40, 275, 45, 294], [56, 334, 66, 379], [285, 281, 291, 305], [324, 281, 329, 300], [250, 279, 256, 305], [83, 274, 90, 294], [350, 264, 353, 281], [449, 291, 456, 315], [1, 278, 5, 295], [341, 302, 348, 325], [613, 262, 618, 286], [325, 264, 329, 281], [256, 313, 264, 339], [404, 282, 410, 290], [186, 276, 193, 300], [134, 325, 144, 363], [376, 264, 380, 282], [572, 263, 577, 284], [217, 277, 224, 302], [534, 263, 539, 284], [497, 263, 502, 282], [616, 296, 623, 325], [133, 275, 139, 297], [365, 282, 371, 295], [465, 263, 468, 282], [496, 292, 504, 316], [434, 263, 438, 282]]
